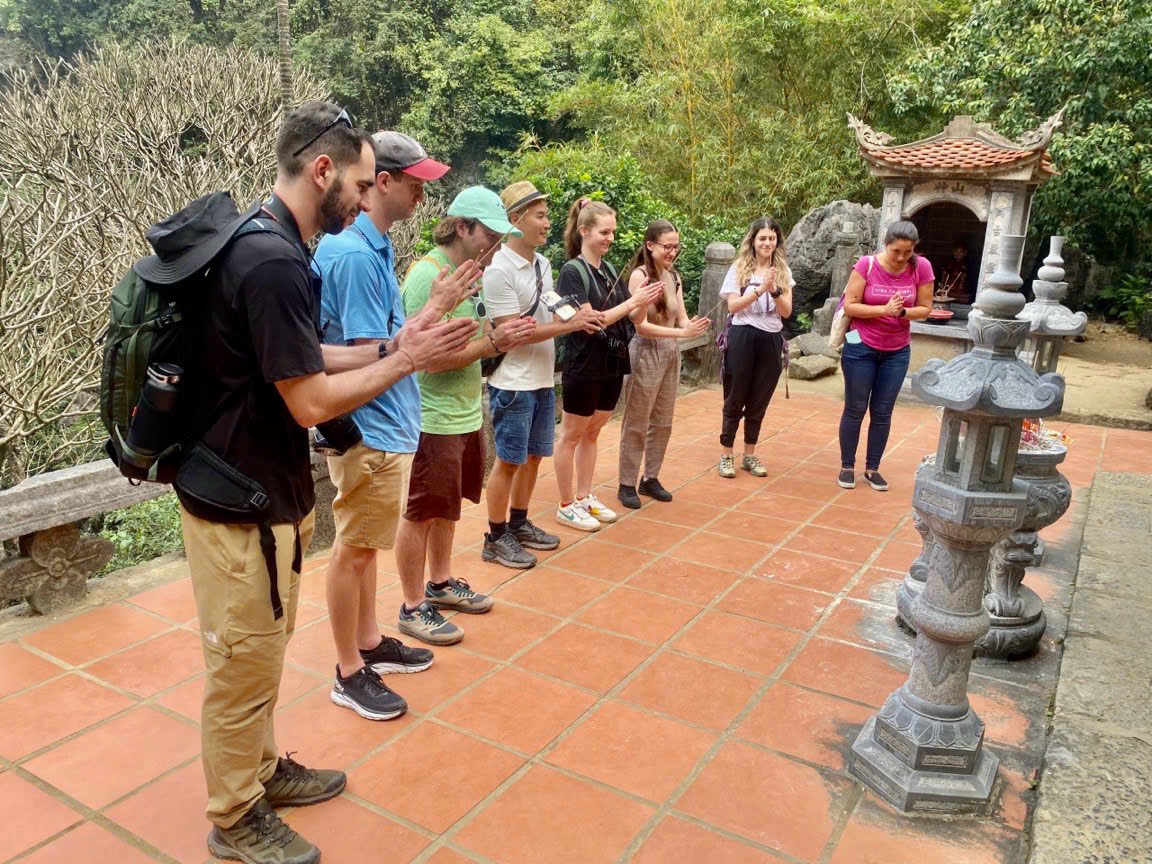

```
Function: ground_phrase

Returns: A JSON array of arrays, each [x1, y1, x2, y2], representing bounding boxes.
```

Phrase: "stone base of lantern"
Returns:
[[895, 578, 922, 634], [850, 688, 999, 814], [974, 585, 1047, 659]]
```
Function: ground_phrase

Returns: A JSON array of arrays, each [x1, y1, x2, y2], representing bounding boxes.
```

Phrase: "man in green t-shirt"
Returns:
[[394, 187, 537, 644]]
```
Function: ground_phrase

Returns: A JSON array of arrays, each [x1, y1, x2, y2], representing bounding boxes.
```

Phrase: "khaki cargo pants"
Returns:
[[180, 505, 315, 828]]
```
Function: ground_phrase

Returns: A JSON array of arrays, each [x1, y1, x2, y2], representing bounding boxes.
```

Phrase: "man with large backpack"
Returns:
[[137, 102, 478, 864]]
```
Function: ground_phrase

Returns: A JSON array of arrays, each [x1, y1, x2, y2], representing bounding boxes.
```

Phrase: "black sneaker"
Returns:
[[207, 799, 319, 864], [638, 476, 673, 502], [838, 469, 856, 489], [330, 666, 408, 721], [360, 635, 433, 674], [617, 484, 642, 510], [513, 519, 560, 551], [482, 531, 537, 570], [263, 753, 346, 808], [864, 470, 889, 491]]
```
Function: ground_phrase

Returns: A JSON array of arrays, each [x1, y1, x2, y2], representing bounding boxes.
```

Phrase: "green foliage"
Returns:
[[94, 493, 184, 575], [891, 0, 1152, 263], [1087, 272, 1152, 328], [496, 139, 745, 312], [793, 312, 813, 334]]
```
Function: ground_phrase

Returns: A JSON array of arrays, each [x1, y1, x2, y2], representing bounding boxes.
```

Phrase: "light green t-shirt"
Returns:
[[400, 247, 484, 434]]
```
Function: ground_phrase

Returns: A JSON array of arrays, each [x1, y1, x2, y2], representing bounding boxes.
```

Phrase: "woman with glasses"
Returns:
[[616, 220, 711, 509], [717, 217, 793, 479]]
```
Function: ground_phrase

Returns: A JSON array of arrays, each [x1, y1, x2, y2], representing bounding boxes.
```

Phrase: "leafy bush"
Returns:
[[94, 493, 184, 575], [1088, 272, 1152, 329]]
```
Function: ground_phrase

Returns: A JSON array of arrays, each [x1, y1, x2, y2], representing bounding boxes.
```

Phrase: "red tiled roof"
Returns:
[[864, 137, 1048, 172]]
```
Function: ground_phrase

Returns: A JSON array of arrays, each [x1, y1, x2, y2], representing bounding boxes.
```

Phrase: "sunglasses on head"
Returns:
[[292, 108, 353, 157]]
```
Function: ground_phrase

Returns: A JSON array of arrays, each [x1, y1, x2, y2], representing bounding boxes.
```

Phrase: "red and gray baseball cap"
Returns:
[[371, 131, 450, 181]]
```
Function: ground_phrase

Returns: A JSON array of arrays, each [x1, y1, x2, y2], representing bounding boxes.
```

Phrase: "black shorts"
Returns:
[[403, 431, 484, 522], [561, 374, 624, 417]]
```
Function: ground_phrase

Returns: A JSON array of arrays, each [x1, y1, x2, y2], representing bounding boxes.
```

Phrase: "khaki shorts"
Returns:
[[328, 443, 413, 549]]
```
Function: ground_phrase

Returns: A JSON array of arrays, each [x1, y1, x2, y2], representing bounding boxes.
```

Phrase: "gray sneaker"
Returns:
[[263, 754, 346, 808], [207, 799, 319, 864], [513, 519, 561, 551], [719, 454, 736, 478], [426, 577, 495, 613], [482, 532, 537, 570], [399, 601, 464, 645]]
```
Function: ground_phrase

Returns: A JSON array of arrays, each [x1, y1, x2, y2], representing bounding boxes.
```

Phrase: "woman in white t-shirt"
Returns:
[[717, 217, 793, 479]]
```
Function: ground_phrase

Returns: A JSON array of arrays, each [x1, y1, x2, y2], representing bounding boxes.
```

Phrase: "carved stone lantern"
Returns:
[[849, 234, 1065, 813], [1019, 237, 1087, 374]]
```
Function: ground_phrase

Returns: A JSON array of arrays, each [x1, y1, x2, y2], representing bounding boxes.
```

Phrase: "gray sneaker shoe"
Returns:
[[399, 601, 464, 645], [513, 519, 560, 550], [482, 532, 537, 570], [741, 454, 768, 477], [719, 454, 736, 478], [263, 753, 346, 808], [426, 577, 495, 613], [207, 799, 319, 864]]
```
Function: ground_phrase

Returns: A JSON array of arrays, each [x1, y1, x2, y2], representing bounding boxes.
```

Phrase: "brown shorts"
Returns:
[[404, 430, 484, 522], [328, 444, 413, 549]]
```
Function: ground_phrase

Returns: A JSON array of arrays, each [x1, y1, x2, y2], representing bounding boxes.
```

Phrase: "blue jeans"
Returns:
[[838, 342, 910, 471], [490, 386, 555, 465]]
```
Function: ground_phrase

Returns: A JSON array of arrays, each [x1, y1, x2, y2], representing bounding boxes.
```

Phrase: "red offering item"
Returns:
[[927, 308, 954, 323]]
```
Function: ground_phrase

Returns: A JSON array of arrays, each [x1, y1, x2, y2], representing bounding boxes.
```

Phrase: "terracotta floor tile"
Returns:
[[22, 603, 172, 666], [677, 741, 853, 861], [707, 511, 799, 545], [787, 526, 880, 564], [765, 474, 843, 503], [17, 822, 157, 864], [818, 599, 914, 656], [848, 568, 903, 606], [450, 604, 559, 660], [0, 642, 64, 698], [85, 628, 204, 697], [719, 579, 830, 630], [274, 687, 416, 770], [812, 504, 904, 537], [276, 796, 429, 864], [737, 491, 827, 522], [618, 652, 761, 730], [595, 514, 694, 553], [105, 761, 209, 864], [0, 771, 83, 861], [633, 815, 789, 863], [455, 765, 653, 864], [437, 666, 595, 754], [636, 497, 727, 528], [627, 558, 739, 606], [549, 541, 658, 582], [669, 531, 771, 572], [423, 849, 478, 864], [495, 565, 611, 616], [24, 706, 199, 808], [674, 611, 802, 676], [828, 797, 1024, 864], [516, 623, 654, 692], [0, 675, 135, 759], [126, 577, 198, 623], [375, 647, 494, 714], [676, 475, 758, 508], [350, 721, 524, 832], [736, 683, 873, 771], [546, 701, 716, 801], [756, 549, 859, 594], [577, 587, 701, 644], [783, 638, 909, 708], [871, 540, 922, 573]]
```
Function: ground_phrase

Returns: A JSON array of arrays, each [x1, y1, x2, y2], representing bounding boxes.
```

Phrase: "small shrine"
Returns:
[[847, 111, 1063, 312]]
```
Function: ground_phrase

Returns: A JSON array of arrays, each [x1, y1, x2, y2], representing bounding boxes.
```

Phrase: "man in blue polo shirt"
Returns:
[[314, 131, 469, 722]]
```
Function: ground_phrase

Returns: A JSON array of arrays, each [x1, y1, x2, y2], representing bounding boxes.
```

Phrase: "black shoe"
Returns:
[[360, 635, 433, 674], [207, 799, 319, 864], [513, 519, 560, 550], [638, 476, 673, 502], [864, 470, 889, 491], [838, 469, 856, 489], [617, 484, 642, 509], [330, 666, 407, 721], [482, 532, 537, 569], [263, 753, 346, 808]]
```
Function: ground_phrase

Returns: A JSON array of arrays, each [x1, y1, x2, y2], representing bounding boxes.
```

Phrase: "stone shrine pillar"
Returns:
[[813, 221, 863, 336], [696, 242, 735, 381]]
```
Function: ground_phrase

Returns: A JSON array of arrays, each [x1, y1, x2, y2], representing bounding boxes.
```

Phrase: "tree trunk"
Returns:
[[275, 0, 292, 111]]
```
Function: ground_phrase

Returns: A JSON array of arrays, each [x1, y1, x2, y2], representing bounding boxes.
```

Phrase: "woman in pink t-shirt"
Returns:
[[837, 221, 934, 491]]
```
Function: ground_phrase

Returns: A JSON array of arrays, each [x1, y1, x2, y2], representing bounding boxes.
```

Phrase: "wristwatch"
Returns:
[[769, 287, 784, 299], [898, 308, 907, 318], [378, 341, 389, 359]]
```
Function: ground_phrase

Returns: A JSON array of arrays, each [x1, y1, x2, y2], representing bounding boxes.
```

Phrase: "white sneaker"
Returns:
[[556, 501, 601, 532], [577, 494, 618, 524]]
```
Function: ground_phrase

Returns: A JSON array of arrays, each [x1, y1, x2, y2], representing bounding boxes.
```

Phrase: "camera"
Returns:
[[541, 290, 579, 323], [313, 413, 363, 457]]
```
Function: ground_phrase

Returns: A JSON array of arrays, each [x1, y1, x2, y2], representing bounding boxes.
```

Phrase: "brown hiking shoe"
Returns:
[[207, 798, 319, 864], [263, 753, 346, 808]]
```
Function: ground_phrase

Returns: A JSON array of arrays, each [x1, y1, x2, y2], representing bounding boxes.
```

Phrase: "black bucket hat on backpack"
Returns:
[[134, 191, 256, 284]]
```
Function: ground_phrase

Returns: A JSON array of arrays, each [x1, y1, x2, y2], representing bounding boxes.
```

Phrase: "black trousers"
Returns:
[[721, 324, 784, 448]]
